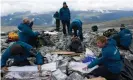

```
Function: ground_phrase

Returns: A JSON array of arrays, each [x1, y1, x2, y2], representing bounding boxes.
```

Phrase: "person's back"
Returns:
[[18, 18, 39, 46], [118, 28, 132, 48]]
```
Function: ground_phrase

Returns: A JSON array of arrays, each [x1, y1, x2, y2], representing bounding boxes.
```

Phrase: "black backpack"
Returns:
[[69, 37, 83, 53]]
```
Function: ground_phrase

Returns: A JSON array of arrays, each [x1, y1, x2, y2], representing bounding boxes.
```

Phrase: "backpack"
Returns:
[[69, 37, 83, 53]]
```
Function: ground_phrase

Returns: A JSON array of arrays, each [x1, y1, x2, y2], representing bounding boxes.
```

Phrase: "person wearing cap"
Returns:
[[53, 11, 60, 31], [1, 41, 43, 72], [59, 2, 71, 35], [117, 24, 132, 50], [83, 36, 123, 80], [69, 19, 83, 41], [18, 18, 39, 47]]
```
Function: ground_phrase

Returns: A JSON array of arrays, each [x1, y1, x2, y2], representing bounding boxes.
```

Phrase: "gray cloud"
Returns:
[[1, 0, 133, 16]]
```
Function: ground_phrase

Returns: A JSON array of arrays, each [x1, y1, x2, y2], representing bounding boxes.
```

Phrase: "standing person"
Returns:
[[83, 36, 123, 80], [18, 17, 40, 47], [53, 11, 60, 31], [1, 41, 43, 72], [59, 2, 71, 35], [69, 19, 83, 41]]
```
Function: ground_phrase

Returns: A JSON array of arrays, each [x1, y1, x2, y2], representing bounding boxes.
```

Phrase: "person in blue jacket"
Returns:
[[53, 11, 60, 31], [83, 36, 123, 80], [1, 41, 43, 72], [69, 19, 83, 41], [59, 2, 71, 35], [18, 18, 39, 47], [117, 24, 132, 50]]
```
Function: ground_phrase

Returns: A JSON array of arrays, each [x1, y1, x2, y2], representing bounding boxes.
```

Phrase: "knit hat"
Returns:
[[63, 2, 66, 5]]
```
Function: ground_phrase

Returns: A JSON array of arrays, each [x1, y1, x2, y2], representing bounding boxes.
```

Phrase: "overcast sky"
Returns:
[[1, 0, 133, 16]]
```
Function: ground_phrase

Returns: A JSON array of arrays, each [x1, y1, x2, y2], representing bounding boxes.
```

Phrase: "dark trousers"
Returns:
[[56, 19, 60, 31], [11, 60, 30, 66], [89, 66, 120, 80], [61, 20, 70, 35], [28, 37, 38, 48], [73, 28, 83, 41]]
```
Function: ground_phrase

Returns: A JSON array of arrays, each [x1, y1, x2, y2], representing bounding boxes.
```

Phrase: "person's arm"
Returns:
[[68, 8, 71, 20], [88, 50, 108, 68], [59, 9, 62, 20], [20, 41, 43, 65], [78, 23, 82, 36], [29, 21, 33, 28], [1, 47, 11, 67], [35, 52, 43, 65], [88, 56, 105, 68], [53, 13, 56, 18]]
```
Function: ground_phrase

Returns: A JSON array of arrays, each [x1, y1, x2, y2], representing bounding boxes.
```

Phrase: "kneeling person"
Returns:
[[1, 41, 43, 72], [84, 36, 123, 80]]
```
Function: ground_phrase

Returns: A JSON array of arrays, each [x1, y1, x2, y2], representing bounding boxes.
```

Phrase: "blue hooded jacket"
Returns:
[[59, 7, 70, 21], [118, 28, 132, 48], [88, 39, 123, 74], [69, 19, 82, 36], [18, 23, 39, 43], [1, 41, 43, 67]]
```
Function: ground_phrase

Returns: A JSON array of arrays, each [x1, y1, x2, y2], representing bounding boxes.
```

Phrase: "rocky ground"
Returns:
[[1, 18, 133, 80]]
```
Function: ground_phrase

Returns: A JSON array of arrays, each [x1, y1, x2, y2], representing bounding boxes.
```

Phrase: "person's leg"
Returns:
[[56, 19, 58, 31], [90, 66, 120, 80], [28, 37, 38, 48], [11, 60, 30, 66], [79, 32, 83, 41], [56, 19, 60, 31], [66, 20, 70, 34], [61, 20, 66, 34]]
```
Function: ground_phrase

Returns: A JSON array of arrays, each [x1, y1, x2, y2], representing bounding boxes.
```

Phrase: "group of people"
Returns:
[[83, 24, 132, 80], [1, 1, 133, 80], [1, 18, 43, 72], [54, 2, 83, 41]]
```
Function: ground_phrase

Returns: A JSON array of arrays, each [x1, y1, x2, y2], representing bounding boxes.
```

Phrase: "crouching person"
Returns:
[[1, 41, 43, 72], [69, 19, 83, 41], [117, 24, 132, 50], [83, 36, 123, 80]]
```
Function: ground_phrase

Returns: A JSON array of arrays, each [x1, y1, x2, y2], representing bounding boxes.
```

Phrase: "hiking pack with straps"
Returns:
[[69, 37, 83, 53]]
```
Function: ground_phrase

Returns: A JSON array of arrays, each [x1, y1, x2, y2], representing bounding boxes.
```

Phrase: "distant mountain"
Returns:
[[1, 10, 133, 26]]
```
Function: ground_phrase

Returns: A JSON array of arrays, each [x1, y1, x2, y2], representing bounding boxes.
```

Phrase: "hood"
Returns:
[[107, 38, 117, 46]]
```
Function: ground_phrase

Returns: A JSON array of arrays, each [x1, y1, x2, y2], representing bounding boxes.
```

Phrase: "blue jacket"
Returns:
[[1, 41, 43, 67], [88, 39, 123, 74], [118, 28, 132, 48], [59, 7, 70, 21], [70, 19, 82, 36], [18, 23, 39, 43]]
